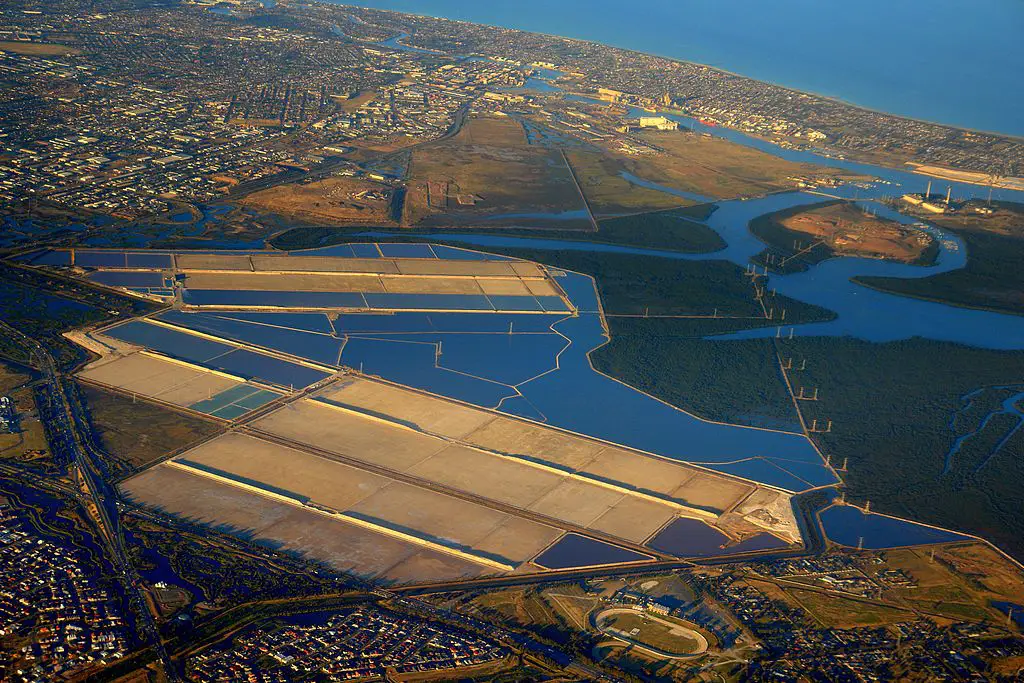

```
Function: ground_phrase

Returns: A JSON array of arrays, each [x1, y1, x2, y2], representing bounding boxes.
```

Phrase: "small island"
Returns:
[[750, 200, 935, 272]]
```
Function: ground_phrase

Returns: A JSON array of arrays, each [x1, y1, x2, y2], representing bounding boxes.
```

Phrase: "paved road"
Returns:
[[0, 320, 182, 682]]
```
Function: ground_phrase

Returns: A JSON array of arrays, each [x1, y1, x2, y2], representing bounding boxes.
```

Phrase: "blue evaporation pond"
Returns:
[[189, 385, 280, 417], [496, 395, 547, 422], [707, 459, 819, 493], [125, 252, 173, 269], [509, 312, 834, 491], [235, 389, 281, 410], [430, 244, 511, 261], [364, 293, 494, 311], [75, 251, 127, 268], [215, 311, 335, 334], [647, 517, 788, 557], [304, 243, 356, 258], [88, 271, 166, 288], [537, 296, 570, 312], [209, 348, 330, 389], [435, 333, 567, 386], [340, 337, 514, 407], [157, 311, 344, 366], [819, 505, 970, 549], [25, 249, 72, 266], [533, 534, 652, 569], [104, 320, 330, 389], [333, 312, 563, 335], [183, 289, 366, 309], [485, 295, 543, 312], [377, 243, 436, 259], [350, 243, 383, 258], [209, 404, 249, 420], [104, 320, 232, 362], [550, 273, 601, 313]]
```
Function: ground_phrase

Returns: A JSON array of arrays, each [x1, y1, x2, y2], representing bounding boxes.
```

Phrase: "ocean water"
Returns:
[[339, 0, 1024, 137]]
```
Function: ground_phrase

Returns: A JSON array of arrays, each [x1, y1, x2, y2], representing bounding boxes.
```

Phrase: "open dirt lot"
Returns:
[[174, 432, 391, 511], [175, 253, 254, 271], [253, 399, 447, 471], [128, 430, 562, 577], [241, 176, 394, 226], [670, 472, 754, 513], [347, 481, 557, 564], [379, 276, 483, 294], [781, 202, 932, 262], [254, 393, 683, 544], [119, 464, 456, 581], [183, 271, 386, 292], [320, 378, 746, 514], [321, 379, 497, 439], [78, 352, 242, 408], [80, 384, 221, 473], [588, 497, 677, 544], [0, 41, 80, 56], [402, 116, 590, 229], [527, 480, 626, 527], [396, 259, 545, 278], [251, 255, 398, 273], [405, 444, 565, 508], [583, 448, 695, 496], [184, 270, 543, 296], [732, 487, 801, 542], [463, 416, 608, 469]]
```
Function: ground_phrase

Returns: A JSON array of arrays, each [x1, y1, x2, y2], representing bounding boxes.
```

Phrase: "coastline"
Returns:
[[334, 1, 1024, 142]]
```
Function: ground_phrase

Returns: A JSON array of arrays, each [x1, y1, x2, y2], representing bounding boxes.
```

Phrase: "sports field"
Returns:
[[595, 608, 709, 657]]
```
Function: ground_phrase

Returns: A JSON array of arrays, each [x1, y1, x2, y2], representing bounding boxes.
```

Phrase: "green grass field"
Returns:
[[598, 611, 704, 656], [80, 384, 222, 476]]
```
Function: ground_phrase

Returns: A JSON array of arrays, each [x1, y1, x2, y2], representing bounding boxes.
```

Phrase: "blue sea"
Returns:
[[339, 0, 1024, 137]]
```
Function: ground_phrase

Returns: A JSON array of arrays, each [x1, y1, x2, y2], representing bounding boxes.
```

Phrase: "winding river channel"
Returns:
[[363, 98, 1024, 351]]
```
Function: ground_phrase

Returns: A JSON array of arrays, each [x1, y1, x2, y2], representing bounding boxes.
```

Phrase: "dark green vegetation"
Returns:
[[269, 204, 721, 253], [0, 260, 157, 367], [590, 206, 723, 252], [0, 278, 105, 366], [788, 336, 1024, 559], [591, 322, 798, 430], [124, 514, 343, 609], [79, 384, 222, 478], [857, 202, 1024, 316], [433, 246, 835, 321]]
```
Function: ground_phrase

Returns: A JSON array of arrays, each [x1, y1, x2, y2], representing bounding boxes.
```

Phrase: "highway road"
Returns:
[[0, 320, 182, 682]]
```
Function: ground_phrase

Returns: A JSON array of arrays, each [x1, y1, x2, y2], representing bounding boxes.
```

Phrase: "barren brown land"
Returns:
[[780, 202, 933, 262], [241, 176, 394, 226], [0, 40, 80, 56], [80, 383, 221, 474], [402, 116, 591, 229], [0, 363, 49, 466], [626, 129, 863, 200]]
